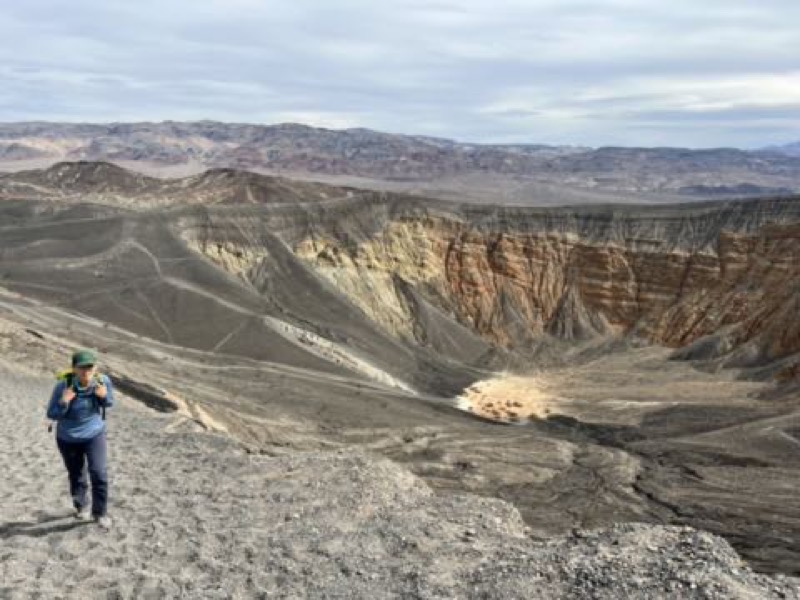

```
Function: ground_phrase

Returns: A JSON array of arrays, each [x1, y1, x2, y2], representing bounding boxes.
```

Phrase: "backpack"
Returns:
[[54, 369, 107, 421]]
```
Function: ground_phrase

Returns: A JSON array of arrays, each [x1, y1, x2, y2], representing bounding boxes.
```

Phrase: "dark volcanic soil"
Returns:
[[0, 163, 798, 576], [3, 352, 797, 599]]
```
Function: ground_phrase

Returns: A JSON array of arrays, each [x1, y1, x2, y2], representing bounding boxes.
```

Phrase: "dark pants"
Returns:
[[56, 430, 108, 517]]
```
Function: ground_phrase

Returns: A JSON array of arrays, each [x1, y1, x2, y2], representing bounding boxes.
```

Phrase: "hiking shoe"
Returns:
[[94, 515, 112, 530], [74, 507, 92, 521]]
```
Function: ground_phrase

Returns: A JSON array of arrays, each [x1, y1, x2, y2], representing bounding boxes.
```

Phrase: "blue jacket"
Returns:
[[46, 374, 115, 442]]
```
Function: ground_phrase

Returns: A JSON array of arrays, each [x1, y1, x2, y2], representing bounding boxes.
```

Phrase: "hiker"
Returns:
[[46, 349, 115, 529]]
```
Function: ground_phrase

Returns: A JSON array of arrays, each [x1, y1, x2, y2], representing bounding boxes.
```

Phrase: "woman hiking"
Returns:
[[46, 349, 115, 529]]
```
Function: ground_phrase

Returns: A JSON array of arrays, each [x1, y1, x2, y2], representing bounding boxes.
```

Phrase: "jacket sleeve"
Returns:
[[46, 381, 67, 420], [98, 374, 115, 409]]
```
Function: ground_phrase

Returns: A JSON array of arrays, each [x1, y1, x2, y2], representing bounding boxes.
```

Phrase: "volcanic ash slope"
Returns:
[[1, 360, 798, 599]]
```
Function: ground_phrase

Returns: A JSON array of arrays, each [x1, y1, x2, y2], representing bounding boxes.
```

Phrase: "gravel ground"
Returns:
[[1, 358, 798, 599]]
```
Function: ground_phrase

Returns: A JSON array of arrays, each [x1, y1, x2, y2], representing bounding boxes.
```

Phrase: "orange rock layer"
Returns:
[[298, 217, 800, 372]]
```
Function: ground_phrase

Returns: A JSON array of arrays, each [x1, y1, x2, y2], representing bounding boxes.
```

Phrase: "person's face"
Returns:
[[74, 364, 95, 383]]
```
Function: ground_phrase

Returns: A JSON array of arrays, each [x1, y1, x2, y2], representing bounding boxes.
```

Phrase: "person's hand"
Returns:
[[95, 380, 108, 399], [61, 386, 76, 405]]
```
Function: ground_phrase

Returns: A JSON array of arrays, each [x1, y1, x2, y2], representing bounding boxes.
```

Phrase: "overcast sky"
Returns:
[[1, 0, 798, 147]]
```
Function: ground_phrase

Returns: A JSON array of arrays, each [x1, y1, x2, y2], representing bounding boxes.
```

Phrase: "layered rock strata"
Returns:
[[284, 198, 800, 378]]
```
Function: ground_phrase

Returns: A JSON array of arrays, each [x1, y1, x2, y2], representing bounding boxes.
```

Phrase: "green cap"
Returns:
[[71, 349, 97, 367]]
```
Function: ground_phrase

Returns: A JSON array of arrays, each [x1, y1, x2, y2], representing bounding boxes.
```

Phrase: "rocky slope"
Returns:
[[2, 162, 798, 384], [190, 191, 800, 382], [2, 348, 798, 599], [1, 162, 799, 576]]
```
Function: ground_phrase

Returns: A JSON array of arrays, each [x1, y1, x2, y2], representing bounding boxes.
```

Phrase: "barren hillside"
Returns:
[[1, 162, 799, 576]]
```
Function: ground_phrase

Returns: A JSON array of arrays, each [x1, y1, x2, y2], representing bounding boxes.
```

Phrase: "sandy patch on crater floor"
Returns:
[[456, 375, 566, 423]]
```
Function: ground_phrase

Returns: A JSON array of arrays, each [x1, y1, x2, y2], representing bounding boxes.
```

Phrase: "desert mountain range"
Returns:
[[1, 121, 800, 205]]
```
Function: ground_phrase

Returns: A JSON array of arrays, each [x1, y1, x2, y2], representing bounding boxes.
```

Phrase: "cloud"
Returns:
[[0, 0, 798, 147]]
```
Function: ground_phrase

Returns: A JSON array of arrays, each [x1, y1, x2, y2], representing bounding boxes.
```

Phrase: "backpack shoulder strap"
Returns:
[[95, 373, 107, 421], [56, 371, 75, 418]]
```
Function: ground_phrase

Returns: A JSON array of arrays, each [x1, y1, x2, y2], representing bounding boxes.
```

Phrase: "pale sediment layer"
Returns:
[[456, 375, 563, 423], [287, 205, 800, 378]]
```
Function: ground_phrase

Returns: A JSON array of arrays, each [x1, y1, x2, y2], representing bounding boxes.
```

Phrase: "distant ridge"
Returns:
[[763, 141, 800, 158]]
